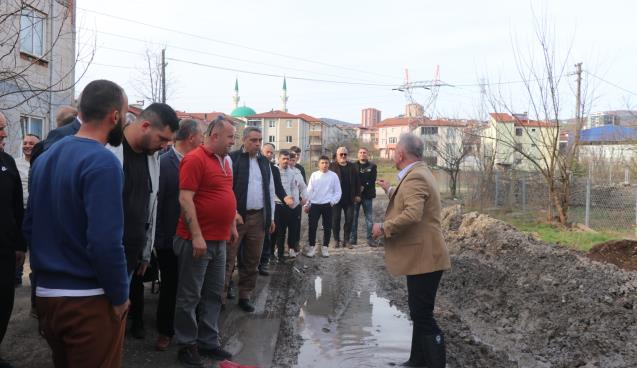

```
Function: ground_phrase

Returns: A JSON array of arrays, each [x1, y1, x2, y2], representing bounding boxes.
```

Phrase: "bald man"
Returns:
[[55, 106, 78, 128]]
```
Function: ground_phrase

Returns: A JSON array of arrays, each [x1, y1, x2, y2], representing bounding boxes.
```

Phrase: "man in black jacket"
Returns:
[[225, 127, 276, 312], [329, 147, 362, 250], [0, 112, 26, 368], [153, 119, 202, 351], [351, 147, 378, 247], [258, 143, 292, 275]]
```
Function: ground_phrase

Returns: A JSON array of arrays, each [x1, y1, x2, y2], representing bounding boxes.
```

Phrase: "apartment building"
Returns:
[[377, 117, 419, 159], [246, 110, 310, 163]]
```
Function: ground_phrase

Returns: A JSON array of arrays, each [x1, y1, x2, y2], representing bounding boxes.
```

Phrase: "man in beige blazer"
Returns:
[[373, 133, 451, 368]]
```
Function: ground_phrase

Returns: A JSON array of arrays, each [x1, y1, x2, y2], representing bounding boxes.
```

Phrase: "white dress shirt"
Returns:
[[15, 156, 30, 208], [306, 170, 342, 206], [245, 155, 276, 220], [276, 165, 307, 207]]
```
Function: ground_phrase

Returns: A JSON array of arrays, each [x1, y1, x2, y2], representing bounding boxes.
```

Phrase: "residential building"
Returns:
[[415, 119, 476, 168], [297, 113, 325, 164], [246, 110, 309, 163], [357, 126, 378, 149], [0, 0, 76, 157], [578, 125, 637, 165], [377, 117, 419, 159], [361, 108, 381, 128], [482, 112, 558, 171], [587, 111, 620, 129]]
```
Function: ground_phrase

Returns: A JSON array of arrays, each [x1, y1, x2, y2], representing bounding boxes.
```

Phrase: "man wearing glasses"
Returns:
[[329, 147, 362, 250]]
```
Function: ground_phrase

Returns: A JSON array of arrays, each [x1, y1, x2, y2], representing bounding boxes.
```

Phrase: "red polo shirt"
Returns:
[[176, 146, 236, 241]]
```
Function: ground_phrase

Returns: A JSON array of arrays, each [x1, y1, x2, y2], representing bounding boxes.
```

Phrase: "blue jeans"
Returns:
[[350, 198, 373, 244]]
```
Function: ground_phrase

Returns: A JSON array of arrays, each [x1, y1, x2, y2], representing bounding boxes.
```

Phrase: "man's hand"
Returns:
[[301, 198, 307, 206], [192, 235, 207, 258], [354, 196, 361, 204], [136, 261, 149, 276], [112, 299, 130, 321], [304, 205, 310, 214], [284, 196, 294, 207], [377, 179, 390, 192], [15, 251, 26, 268], [229, 224, 239, 245], [269, 221, 276, 234], [372, 223, 384, 239], [235, 213, 244, 225]]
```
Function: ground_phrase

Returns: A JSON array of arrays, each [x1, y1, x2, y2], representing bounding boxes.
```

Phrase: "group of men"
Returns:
[[0, 78, 396, 368]]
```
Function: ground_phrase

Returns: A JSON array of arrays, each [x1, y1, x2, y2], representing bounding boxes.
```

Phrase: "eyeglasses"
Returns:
[[339, 153, 348, 157]]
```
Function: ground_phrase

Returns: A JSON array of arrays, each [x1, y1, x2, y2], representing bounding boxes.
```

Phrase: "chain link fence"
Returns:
[[433, 167, 637, 235]]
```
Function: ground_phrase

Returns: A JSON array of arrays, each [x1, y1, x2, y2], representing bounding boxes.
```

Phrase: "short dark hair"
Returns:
[[290, 145, 301, 154], [79, 80, 125, 122], [139, 103, 179, 132], [263, 142, 275, 150], [279, 150, 291, 157], [289, 152, 297, 159], [318, 155, 330, 162], [243, 126, 262, 139], [175, 119, 200, 141]]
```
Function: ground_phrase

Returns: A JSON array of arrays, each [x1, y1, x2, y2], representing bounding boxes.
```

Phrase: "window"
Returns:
[[268, 120, 276, 128], [424, 141, 436, 152], [531, 128, 536, 132], [20, 7, 45, 57], [381, 139, 386, 144], [20, 115, 43, 139], [268, 135, 275, 143], [388, 137, 397, 144], [515, 128, 523, 136], [421, 126, 438, 135], [247, 119, 260, 127], [286, 136, 293, 143], [447, 128, 456, 139], [286, 120, 292, 128]]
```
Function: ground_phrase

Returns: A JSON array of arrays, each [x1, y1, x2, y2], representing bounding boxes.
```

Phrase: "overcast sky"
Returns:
[[75, 0, 637, 123]]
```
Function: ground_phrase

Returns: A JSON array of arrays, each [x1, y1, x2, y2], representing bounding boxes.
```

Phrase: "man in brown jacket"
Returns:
[[373, 133, 451, 368]]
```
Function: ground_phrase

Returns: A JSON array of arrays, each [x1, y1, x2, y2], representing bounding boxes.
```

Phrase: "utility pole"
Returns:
[[161, 48, 166, 104], [575, 62, 582, 126]]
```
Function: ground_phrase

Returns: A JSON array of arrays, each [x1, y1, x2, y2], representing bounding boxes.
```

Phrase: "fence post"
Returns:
[[585, 176, 591, 228], [522, 176, 527, 211], [494, 171, 499, 208]]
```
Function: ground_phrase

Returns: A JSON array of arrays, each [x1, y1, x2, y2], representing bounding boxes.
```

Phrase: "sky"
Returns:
[[74, 0, 637, 124]]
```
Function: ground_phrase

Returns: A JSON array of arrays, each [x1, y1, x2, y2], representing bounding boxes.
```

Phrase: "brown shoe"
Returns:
[[155, 335, 171, 351], [345, 242, 354, 249]]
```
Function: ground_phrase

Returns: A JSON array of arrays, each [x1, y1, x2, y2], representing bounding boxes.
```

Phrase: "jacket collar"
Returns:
[[390, 161, 423, 200]]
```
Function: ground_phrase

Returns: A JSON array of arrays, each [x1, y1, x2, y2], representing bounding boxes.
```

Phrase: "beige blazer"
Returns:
[[382, 161, 451, 276]]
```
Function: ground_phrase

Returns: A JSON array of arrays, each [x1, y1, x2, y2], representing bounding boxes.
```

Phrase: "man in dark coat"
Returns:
[[329, 146, 362, 249]]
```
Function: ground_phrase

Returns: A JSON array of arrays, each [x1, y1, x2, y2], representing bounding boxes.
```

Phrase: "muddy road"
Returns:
[[3, 196, 637, 367]]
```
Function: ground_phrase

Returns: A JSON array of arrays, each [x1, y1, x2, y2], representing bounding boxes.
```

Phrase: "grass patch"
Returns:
[[490, 213, 622, 251]]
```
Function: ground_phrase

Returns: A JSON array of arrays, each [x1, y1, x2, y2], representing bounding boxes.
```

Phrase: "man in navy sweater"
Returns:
[[24, 80, 130, 368]]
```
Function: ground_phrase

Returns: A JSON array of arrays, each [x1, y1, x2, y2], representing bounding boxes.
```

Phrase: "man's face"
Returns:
[[22, 135, 40, 157], [188, 128, 204, 151], [106, 97, 128, 147], [358, 149, 368, 162], [261, 145, 274, 161], [393, 145, 404, 169], [336, 149, 348, 165], [243, 131, 262, 156], [318, 159, 329, 172], [211, 121, 236, 156], [278, 154, 290, 168], [0, 114, 7, 151], [140, 122, 175, 154], [289, 155, 297, 167]]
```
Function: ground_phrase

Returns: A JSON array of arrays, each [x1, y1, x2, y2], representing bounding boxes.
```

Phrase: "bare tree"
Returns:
[[0, 0, 92, 111], [132, 47, 174, 104], [482, 16, 589, 225]]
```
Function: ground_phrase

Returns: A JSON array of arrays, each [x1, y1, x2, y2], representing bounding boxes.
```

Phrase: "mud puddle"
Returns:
[[294, 276, 411, 367]]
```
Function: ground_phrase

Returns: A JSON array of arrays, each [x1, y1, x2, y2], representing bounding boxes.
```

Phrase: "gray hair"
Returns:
[[243, 126, 262, 139], [336, 146, 348, 153], [398, 133, 424, 160], [175, 119, 201, 141]]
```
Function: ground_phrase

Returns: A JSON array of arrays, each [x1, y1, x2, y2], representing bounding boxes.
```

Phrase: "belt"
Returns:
[[246, 209, 263, 215]]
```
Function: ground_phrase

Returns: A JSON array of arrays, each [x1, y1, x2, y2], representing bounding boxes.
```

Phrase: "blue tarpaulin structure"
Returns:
[[579, 125, 637, 144]]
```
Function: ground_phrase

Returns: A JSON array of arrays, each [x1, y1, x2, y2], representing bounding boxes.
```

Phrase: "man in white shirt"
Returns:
[[303, 155, 342, 258], [274, 150, 307, 259]]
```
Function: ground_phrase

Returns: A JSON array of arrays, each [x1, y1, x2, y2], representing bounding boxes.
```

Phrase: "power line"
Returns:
[[585, 71, 637, 97], [79, 27, 385, 83], [77, 7, 398, 80]]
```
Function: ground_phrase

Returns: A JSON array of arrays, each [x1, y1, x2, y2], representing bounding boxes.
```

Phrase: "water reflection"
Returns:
[[295, 276, 411, 367]]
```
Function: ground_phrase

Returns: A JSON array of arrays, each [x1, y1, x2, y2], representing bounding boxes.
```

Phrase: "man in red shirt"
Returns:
[[172, 116, 238, 367]]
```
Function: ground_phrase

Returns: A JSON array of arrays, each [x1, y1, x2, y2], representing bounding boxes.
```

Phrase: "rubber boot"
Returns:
[[400, 325, 426, 367], [423, 333, 446, 368]]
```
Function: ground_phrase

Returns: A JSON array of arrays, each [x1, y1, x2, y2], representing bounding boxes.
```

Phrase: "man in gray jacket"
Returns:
[[107, 103, 179, 339]]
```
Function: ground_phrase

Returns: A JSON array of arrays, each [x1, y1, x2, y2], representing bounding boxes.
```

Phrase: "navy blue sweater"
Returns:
[[24, 136, 129, 305]]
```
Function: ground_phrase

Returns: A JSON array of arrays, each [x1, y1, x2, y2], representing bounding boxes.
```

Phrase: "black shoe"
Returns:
[[178, 345, 204, 367], [199, 346, 233, 361], [422, 334, 446, 368], [130, 320, 145, 339], [0, 357, 14, 368], [238, 298, 255, 313], [227, 286, 236, 300], [335, 241, 342, 248], [258, 265, 270, 276], [400, 325, 426, 367]]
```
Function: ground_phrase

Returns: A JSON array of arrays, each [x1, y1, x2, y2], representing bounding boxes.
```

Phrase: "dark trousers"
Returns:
[[407, 271, 443, 335], [0, 253, 16, 345], [37, 295, 127, 368], [129, 271, 144, 325], [259, 231, 276, 267], [290, 205, 302, 247], [332, 202, 355, 243], [308, 203, 333, 247], [156, 248, 178, 337], [275, 203, 297, 255]]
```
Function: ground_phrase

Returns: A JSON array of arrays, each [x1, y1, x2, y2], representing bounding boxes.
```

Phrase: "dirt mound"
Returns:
[[588, 239, 637, 271], [440, 207, 637, 367]]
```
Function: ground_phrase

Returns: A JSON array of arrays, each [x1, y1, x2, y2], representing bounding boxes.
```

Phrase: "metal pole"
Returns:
[[494, 171, 499, 207], [585, 175, 591, 227], [522, 176, 527, 211]]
